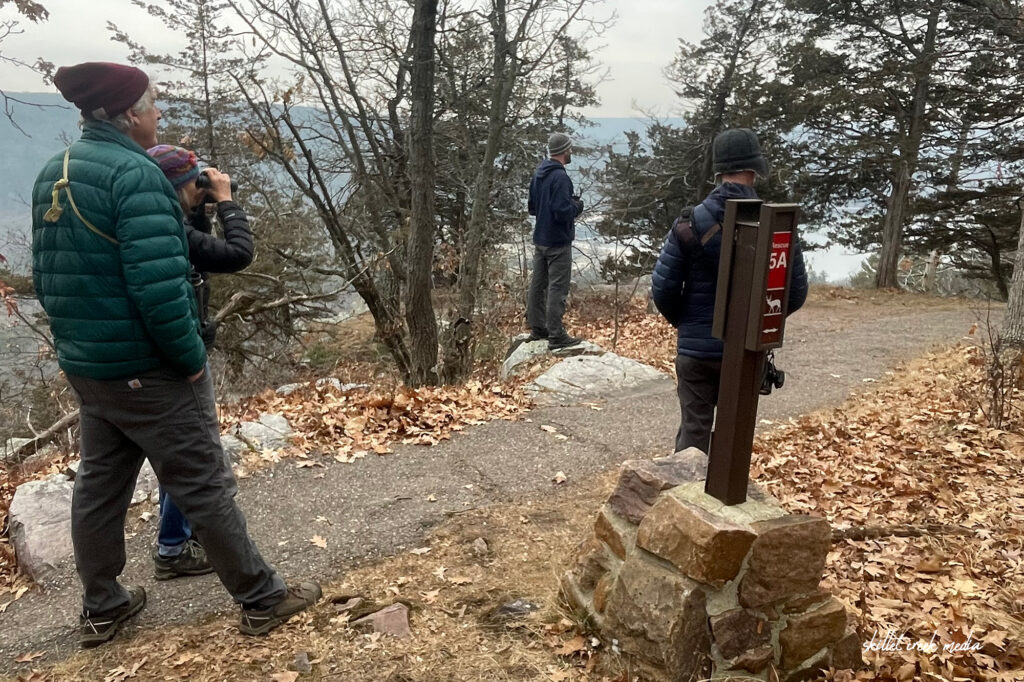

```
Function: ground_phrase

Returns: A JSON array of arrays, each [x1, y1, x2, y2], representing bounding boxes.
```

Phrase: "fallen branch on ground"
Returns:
[[832, 523, 977, 542], [8, 410, 79, 463]]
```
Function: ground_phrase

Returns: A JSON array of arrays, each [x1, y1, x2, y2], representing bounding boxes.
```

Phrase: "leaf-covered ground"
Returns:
[[755, 344, 1023, 682], [5, 337, 1020, 681], [223, 379, 532, 466], [0, 288, 1016, 681]]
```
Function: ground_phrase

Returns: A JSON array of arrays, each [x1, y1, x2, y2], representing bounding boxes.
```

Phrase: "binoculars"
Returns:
[[195, 169, 238, 193]]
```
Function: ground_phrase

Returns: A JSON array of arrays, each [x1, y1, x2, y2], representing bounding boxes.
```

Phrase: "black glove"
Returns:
[[200, 319, 218, 349], [573, 196, 584, 215]]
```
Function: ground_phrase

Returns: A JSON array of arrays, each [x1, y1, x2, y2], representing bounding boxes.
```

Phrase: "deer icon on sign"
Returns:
[[766, 295, 782, 314]]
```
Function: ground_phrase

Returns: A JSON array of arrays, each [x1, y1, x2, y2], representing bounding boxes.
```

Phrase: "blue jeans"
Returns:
[[157, 489, 192, 556]]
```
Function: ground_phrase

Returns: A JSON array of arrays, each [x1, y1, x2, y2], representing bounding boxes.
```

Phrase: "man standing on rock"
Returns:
[[651, 128, 808, 454], [31, 61, 319, 648], [527, 132, 584, 350]]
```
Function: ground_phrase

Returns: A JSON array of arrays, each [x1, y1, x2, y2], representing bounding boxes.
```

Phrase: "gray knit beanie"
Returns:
[[547, 132, 572, 157], [712, 128, 769, 177]]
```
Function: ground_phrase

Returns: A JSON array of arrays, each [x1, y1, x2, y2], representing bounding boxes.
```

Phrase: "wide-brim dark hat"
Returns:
[[712, 128, 769, 177]]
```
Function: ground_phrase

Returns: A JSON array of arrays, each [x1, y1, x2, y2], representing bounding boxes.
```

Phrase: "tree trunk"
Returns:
[[405, 0, 441, 386], [875, 6, 940, 289], [985, 228, 1009, 300], [444, 0, 514, 383], [923, 249, 939, 293], [1001, 205, 1024, 347], [876, 168, 912, 288], [351, 271, 413, 383], [198, 0, 218, 165], [690, 0, 764, 205]]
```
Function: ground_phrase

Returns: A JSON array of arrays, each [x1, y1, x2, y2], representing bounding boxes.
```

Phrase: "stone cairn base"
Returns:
[[561, 449, 862, 682]]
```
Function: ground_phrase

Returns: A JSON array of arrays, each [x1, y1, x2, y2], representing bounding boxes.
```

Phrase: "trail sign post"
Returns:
[[706, 200, 801, 505]]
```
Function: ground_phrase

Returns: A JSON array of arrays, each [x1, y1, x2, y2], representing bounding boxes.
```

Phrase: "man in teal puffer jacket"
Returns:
[[32, 62, 319, 648]]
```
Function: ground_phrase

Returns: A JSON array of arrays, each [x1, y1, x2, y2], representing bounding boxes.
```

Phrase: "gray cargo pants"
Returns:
[[675, 354, 722, 455], [527, 244, 572, 337], [66, 366, 286, 614]]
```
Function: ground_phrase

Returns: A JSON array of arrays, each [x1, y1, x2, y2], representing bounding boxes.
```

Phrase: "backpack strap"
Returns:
[[700, 221, 722, 246], [671, 205, 721, 257], [43, 149, 119, 245]]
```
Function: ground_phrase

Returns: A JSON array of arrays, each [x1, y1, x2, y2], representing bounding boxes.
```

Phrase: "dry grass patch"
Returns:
[[24, 482, 623, 682]]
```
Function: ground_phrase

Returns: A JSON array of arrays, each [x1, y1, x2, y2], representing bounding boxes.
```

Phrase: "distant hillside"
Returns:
[[0, 91, 680, 269], [579, 116, 684, 152], [1, 93, 82, 202], [0, 93, 81, 266]]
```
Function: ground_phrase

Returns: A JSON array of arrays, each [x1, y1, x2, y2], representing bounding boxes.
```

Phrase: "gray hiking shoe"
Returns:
[[153, 539, 215, 580], [79, 586, 146, 649], [239, 581, 322, 636]]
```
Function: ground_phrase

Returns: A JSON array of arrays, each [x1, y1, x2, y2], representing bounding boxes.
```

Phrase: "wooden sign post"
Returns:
[[705, 200, 801, 505]]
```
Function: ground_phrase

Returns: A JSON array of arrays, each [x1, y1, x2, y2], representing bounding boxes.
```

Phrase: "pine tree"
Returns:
[[594, 0, 798, 279], [110, 0, 245, 167], [780, 0, 1024, 290]]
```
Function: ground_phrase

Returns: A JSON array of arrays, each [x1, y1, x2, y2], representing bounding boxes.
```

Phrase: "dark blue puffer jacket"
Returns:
[[651, 182, 808, 359], [528, 159, 581, 247]]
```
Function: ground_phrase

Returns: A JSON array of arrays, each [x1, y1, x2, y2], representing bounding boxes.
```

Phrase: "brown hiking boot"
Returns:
[[239, 581, 322, 636], [79, 586, 146, 649]]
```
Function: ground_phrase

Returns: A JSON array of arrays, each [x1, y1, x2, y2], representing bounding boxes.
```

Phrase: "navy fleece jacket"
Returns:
[[528, 159, 581, 247]]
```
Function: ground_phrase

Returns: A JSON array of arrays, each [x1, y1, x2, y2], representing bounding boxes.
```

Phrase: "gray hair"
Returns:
[[176, 187, 192, 215], [85, 85, 157, 132]]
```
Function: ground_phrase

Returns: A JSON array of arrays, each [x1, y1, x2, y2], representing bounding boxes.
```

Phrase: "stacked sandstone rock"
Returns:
[[561, 449, 862, 682]]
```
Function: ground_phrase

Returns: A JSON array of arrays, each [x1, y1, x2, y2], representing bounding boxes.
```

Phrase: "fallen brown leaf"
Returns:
[[14, 651, 44, 663], [270, 673, 299, 682], [554, 634, 586, 656]]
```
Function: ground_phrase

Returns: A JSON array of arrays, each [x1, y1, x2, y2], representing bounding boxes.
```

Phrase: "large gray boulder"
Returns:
[[8, 473, 74, 583], [220, 433, 251, 462], [1, 437, 32, 463], [500, 338, 548, 379], [275, 378, 368, 396], [501, 338, 604, 380], [527, 351, 666, 404], [236, 412, 293, 450]]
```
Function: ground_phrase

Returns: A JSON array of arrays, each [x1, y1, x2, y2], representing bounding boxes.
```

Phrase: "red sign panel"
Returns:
[[760, 231, 791, 346]]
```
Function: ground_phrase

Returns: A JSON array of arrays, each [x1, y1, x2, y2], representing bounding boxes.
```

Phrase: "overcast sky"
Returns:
[[0, 0, 866, 277], [0, 0, 706, 117]]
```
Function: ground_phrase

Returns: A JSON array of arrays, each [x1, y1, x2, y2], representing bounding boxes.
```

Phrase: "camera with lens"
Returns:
[[760, 351, 785, 395], [195, 169, 238, 202]]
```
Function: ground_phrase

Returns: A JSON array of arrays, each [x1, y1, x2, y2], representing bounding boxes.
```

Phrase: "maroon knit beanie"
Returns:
[[53, 62, 150, 117], [147, 145, 201, 190]]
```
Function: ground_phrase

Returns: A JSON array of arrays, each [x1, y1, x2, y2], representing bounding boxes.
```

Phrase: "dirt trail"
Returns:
[[0, 296, 985, 672]]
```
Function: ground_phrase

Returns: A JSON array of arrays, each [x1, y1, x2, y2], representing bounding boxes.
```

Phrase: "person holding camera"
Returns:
[[145, 144, 253, 580], [651, 128, 808, 455], [526, 132, 585, 350], [148, 145, 252, 350]]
